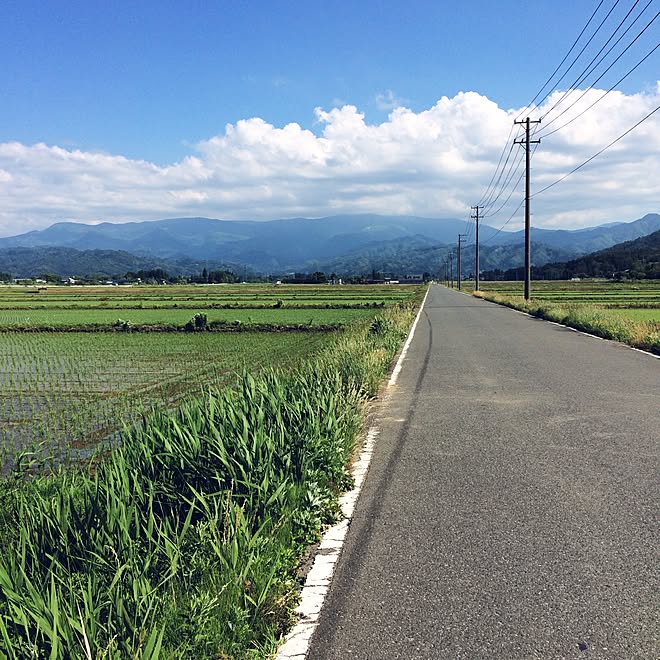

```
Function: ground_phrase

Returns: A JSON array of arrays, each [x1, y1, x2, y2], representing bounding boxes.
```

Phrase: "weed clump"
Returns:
[[184, 312, 208, 332], [111, 318, 133, 332]]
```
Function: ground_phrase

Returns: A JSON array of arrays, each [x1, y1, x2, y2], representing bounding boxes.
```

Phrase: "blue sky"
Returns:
[[0, 0, 658, 235]]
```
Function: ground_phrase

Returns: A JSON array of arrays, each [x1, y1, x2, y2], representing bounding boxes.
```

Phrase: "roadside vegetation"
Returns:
[[0, 285, 422, 658], [470, 281, 659, 354]]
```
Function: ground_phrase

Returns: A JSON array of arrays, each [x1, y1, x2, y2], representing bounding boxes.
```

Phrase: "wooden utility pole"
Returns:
[[514, 117, 540, 301], [471, 206, 482, 291], [449, 253, 454, 288], [457, 235, 462, 291], [457, 234, 467, 291]]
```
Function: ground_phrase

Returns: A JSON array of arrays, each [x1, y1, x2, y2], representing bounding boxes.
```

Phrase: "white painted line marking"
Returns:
[[276, 287, 430, 659], [388, 285, 430, 386]]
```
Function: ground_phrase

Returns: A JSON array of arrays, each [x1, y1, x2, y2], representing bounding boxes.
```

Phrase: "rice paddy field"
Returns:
[[0, 283, 423, 474], [470, 279, 660, 320], [0, 306, 376, 327]]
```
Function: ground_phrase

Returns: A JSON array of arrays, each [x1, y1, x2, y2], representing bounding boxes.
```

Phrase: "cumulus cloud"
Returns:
[[0, 85, 658, 237]]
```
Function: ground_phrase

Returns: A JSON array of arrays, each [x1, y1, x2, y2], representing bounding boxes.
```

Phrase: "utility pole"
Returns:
[[457, 234, 467, 291], [514, 117, 540, 301], [471, 206, 482, 291], [449, 253, 454, 288]]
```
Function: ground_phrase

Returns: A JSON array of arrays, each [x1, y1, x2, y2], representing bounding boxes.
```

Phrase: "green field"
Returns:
[[604, 307, 660, 321], [471, 279, 660, 303], [0, 283, 414, 307], [0, 283, 418, 328], [0, 285, 424, 658], [0, 283, 423, 472], [0, 306, 377, 327]]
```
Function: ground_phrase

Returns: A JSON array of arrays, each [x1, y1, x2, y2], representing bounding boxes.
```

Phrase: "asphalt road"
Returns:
[[308, 284, 659, 659]]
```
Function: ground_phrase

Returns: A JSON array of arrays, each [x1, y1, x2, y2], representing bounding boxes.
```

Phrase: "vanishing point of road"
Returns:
[[308, 284, 658, 659]]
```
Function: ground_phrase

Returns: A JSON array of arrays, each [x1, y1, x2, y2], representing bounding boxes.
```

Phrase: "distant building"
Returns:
[[401, 274, 424, 284]]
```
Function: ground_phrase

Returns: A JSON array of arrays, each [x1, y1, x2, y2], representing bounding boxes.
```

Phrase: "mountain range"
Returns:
[[0, 213, 658, 277], [0, 247, 236, 280], [483, 229, 660, 280]]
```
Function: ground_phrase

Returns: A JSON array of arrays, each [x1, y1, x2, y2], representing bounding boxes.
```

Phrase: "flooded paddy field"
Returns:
[[0, 331, 331, 472], [0, 283, 424, 472]]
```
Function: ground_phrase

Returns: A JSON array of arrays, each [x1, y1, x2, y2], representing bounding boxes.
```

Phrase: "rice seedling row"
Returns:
[[0, 307, 378, 328], [0, 331, 329, 473]]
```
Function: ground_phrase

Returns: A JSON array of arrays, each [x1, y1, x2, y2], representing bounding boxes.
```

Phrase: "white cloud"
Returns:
[[0, 85, 659, 237], [375, 89, 407, 111]]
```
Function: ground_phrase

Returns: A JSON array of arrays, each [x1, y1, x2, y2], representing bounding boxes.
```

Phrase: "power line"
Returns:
[[563, 0, 656, 93], [482, 199, 526, 244], [477, 123, 524, 209], [481, 141, 523, 212], [538, 40, 660, 140], [482, 147, 527, 215], [483, 162, 527, 219], [473, 0, 657, 246], [517, 0, 607, 119], [542, 0, 649, 119], [478, 0, 621, 217], [536, 0, 624, 117], [532, 104, 660, 197], [541, 6, 659, 128], [481, 143, 541, 243], [462, 209, 475, 242]]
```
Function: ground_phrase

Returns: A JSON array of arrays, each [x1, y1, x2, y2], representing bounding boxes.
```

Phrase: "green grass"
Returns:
[[0, 285, 424, 469], [0, 284, 425, 657], [0, 299, 421, 658], [594, 308, 660, 322]]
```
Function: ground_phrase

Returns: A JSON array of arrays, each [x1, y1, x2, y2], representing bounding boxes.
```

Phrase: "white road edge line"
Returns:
[[275, 285, 430, 660]]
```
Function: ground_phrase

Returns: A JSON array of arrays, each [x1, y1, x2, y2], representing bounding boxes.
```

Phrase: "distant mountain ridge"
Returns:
[[0, 215, 474, 269], [485, 213, 660, 252], [483, 229, 660, 280], [0, 247, 233, 279], [1, 213, 658, 274]]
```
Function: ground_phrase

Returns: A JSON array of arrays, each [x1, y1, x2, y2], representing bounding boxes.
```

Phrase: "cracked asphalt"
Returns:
[[307, 284, 659, 660]]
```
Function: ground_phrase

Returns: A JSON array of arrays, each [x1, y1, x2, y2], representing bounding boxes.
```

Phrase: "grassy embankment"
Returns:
[[471, 287, 659, 354], [0, 298, 420, 658]]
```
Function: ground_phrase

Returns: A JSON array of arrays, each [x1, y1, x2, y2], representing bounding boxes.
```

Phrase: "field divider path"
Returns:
[[303, 284, 658, 659]]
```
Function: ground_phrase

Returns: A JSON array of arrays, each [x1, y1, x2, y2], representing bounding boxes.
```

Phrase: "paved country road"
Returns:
[[307, 285, 658, 660]]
